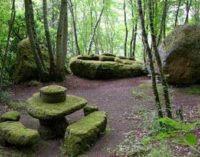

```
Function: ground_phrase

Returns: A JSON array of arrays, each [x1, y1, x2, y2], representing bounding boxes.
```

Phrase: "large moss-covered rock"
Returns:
[[13, 38, 49, 83], [0, 122, 39, 146], [64, 111, 107, 157], [70, 56, 145, 79], [40, 85, 67, 103], [27, 93, 87, 120], [1, 111, 20, 122], [159, 25, 200, 85]]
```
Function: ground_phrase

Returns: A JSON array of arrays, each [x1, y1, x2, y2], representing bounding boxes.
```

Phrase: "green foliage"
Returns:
[[0, 90, 11, 105], [183, 85, 200, 95]]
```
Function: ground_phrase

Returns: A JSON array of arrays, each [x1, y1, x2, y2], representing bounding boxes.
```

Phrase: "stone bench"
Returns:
[[64, 111, 107, 157], [0, 121, 39, 146], [0, 111, 21, 122]]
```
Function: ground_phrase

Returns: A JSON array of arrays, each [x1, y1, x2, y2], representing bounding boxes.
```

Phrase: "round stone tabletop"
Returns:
[[27, 93, 87, 120]]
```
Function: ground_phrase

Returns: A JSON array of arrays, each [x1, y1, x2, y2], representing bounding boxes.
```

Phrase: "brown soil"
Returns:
[[1, 75, 200, 157]]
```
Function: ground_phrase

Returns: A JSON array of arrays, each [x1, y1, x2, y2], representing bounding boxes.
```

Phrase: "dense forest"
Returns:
[[0, 0, 200, 157]]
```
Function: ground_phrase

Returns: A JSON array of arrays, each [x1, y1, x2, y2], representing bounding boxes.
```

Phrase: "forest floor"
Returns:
[[0, 75, 200, 157]]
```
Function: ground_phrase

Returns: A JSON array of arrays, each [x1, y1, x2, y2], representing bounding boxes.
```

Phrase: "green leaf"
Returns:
[[183, 133, 198, 147]]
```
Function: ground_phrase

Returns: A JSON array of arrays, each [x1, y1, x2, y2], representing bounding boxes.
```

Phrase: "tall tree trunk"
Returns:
[[148, 0, 172, 118], [175, 0, 182, 26], [157, 0, 168, 45], [185, 0, 192, 24], [0, 0, 16, 86], [56, 0, 68, 81], [124, 0, 128, 57], [43, 0, 56, 80], [24, 0, 46, 81], [88, 0, 105, 54], [68, 0, 80, 55], [137, 0, 163, 118]]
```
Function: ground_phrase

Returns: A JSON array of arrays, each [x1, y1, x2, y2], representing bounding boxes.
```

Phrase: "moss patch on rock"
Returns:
[[101, 53, 116, 57], [83, 105, 99, 116], [0, 122, 39, 146], [27, 93, 87, 119], [40, 85, 67, 103], [13, 38, 49, 84], [99, 55, 115, 61], [1, 111, 21, 122], [70, 56, 145, 79], [64, 111, 107, 157], [159, 25, 200, 85]]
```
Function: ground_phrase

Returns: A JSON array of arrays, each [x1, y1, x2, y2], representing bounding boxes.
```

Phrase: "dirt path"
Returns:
[[7, 75, 200, 157]]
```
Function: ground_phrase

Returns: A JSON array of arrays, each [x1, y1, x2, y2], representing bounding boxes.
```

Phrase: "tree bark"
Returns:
[[129, 0, 137, 59], [175, 0, 182, 26], [137, 0, 163, 118], [88, 0, 105, 54], [185, 0, 192, 24], [56, 0, 68, 81], [148, 0, 172, 118], [124, 0, 128, 57], [157, 0, 168, 45], [24, 0, 46, 81], [43, 0, 56, 80], [68, 0, 80, 55]]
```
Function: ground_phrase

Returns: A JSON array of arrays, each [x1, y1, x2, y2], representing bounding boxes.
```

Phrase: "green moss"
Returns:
[[64, 111, 107, 157], [101, 53, 116, 57], [99, 55, 115, 61], [27, 93, 87, 119], [1, 111, 21, 122], [40, 85, 67, 103], [83, 105, 99, 116], [13, 38, 49, 83], [77, 54, 99, 60], [40, 85, 66, 94], [70, 57, 145, 79], [0, 122, 39, 146]]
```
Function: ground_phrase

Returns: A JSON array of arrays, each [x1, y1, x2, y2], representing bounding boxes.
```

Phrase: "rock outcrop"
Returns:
[[159, 25, 200, 85]]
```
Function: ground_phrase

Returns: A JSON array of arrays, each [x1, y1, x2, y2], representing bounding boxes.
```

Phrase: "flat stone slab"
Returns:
[[0, 122, 39, 146], [27, 93, 87, 120], [1, 111, 20, 122], [64, 111, 107, 156]]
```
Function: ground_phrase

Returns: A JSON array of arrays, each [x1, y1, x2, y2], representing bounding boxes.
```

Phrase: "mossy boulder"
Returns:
[[77, 54, 99, 60], [83, 105, 99, 116], [70, 56, 145, 79], [40, 85, 67, 103], [13, 38, 49, 84], [27, 93, 87, 120], [159, 25, 200, 85], [99, 55, 115, 61], [1, 111, 20, 122], [64, 111, 107, 157], [0, 121, 39, 146]]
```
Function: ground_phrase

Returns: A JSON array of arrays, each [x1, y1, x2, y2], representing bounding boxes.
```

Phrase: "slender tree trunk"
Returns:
[[88, 0, 105, 54], [56, 0, 68, 81], [137, 0, 163, 118], [148, 0, 172, 118], [185, 0, 192, 24], [175, 0, 182, 26], [43, 0, 56, 80], [24, 0, 46, 81], [124, 0, 128, 57], [0, 0, 16, 86], [157, 0, 168, 45], [68, 0, 80, 55]]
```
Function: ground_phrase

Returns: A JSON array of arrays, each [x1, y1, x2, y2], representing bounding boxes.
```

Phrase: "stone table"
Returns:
[[26, 85, 87, 139]]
